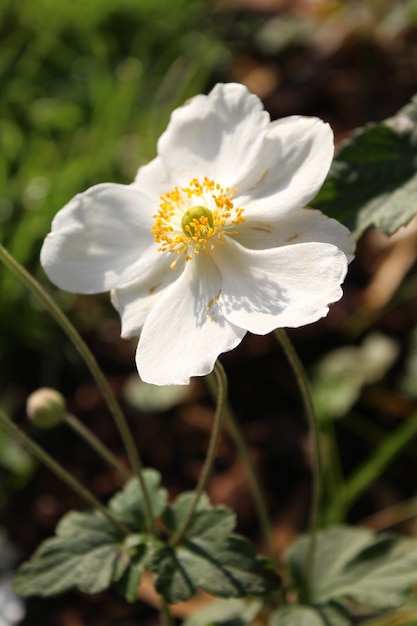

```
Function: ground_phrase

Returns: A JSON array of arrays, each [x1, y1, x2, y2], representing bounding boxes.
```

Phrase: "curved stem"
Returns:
[[169, 361, 228, 547], [327, 407, 417, 523], [205, 373, 276, 564], [0, 243, 157, 535], [0, 409, 129, 535], [274, 329, 321, 602], [64, 413, 132, 481]]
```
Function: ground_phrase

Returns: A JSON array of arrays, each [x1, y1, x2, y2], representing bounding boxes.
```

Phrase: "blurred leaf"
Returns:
[[286, 526, 417, 611], [124, 376, 190, 412], [315, 603, 353, 626], [184, 598, 262, 626], [114, 539, 149, 603], [361, 602, 417, 625], [311, 334, 399, 421], [0, 429, 36, 476], [269, 607, 323, 626], [0, 0, 225, 371], [269, 603, 352, 626], [313, 94, 417, 238]]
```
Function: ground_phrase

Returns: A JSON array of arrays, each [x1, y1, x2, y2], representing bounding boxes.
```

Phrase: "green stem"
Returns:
[[0, 409, 129, 534], [326, 408, 417, 523], [322, 419, 346, 514], [206, 372, 276, 564], [64, 413, 131, 481], [160, 598, 175, 626], [0, 243, 157, 535], [274, 329, 321, 601], [169, 361, 228, 547]]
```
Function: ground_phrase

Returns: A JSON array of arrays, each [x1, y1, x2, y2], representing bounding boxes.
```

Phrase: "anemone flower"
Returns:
[[41, 83, 354, 385]]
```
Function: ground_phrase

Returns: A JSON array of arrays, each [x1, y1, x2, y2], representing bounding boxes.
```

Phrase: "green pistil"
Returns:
[[181, 206, 213, 236]]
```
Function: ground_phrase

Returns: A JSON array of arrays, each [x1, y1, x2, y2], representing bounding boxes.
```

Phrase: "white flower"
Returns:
[[41, 83, 354, 385]]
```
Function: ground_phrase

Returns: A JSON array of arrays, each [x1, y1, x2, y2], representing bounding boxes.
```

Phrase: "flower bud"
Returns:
[[26, 388, 66, 429]]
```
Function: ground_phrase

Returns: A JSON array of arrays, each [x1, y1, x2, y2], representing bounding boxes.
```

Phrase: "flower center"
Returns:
[[151, 177, 245, 269], [181, 206, 213, 237]]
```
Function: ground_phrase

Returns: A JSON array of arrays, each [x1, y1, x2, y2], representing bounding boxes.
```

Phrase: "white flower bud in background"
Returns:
[[26, 388, 66, 429]]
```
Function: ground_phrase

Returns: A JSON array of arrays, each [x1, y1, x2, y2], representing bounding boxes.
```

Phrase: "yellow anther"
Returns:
[[151, 177, 245, 267]]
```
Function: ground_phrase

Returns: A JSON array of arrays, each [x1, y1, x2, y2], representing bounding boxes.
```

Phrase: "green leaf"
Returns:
[[184, 598, 262, 626], [13, 509, 125, 597], [115, 539, 148, 603], [123, 375, 190, 412], [313, 94, 417, 238], [13, 472, 166, 600], [315, 602, 353, 626], [14, 481, 277, 604], [311, 333, 398, 421], [269, 603, 352, 626], [151, 497, 279, 603], [286, 526, 417, 611], [361, 602, 417, 625], [163, 492, 236, 542], [269, 606, 324, 626], [109, 469, 168, 530], [150, 536, 277, 604]]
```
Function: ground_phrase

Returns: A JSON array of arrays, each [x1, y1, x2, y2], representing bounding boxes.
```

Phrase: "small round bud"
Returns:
[[26, 388, 66, 429]]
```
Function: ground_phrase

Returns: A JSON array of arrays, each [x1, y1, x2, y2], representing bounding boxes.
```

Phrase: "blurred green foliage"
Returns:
[[0, 0, 227, 384]]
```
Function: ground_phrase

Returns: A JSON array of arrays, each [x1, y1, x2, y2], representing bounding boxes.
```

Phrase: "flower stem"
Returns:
[[205, 372, 276, 565], [274, 329, 321, 602], [64, 413, 132, 481], [0, 243, 157, 536], [169, 361, 228, 547], [160, 598, 174, 626], [0, 408, 129, 535]]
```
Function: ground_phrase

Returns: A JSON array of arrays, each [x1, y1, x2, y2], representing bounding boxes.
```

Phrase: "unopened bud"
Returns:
[[26, 388, 66, 429]]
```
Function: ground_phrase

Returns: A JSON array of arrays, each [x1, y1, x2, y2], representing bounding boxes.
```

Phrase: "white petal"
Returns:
[[157, 83, 270, 188], [214, 238, 348, 334], [137, 257, 246, 385], [111, 254, 182, 338], [237, 208, 355, 262], [237, 116, 334, 217], [133, 155, 170, 193], [112, 285, 167, 338], [41, 183, 156, 293]]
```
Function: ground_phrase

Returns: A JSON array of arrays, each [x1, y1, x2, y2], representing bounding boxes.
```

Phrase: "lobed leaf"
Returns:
[[152, 494, 279, 603], [269, 606, 324, 626], [13, 470, 165, 600], [269, 602, 352, 626], [150, 535, 278, 604], [14, 477, 278, 604], [286, 526, 417, 611], [109, 469, 168, 530], [312, 94, 417, 238], [13, 510, 125, 597], [163, 492, 236, 542]]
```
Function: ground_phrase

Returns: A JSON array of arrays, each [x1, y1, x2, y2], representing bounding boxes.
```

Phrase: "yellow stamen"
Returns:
[[151, 176, 245, 266]]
